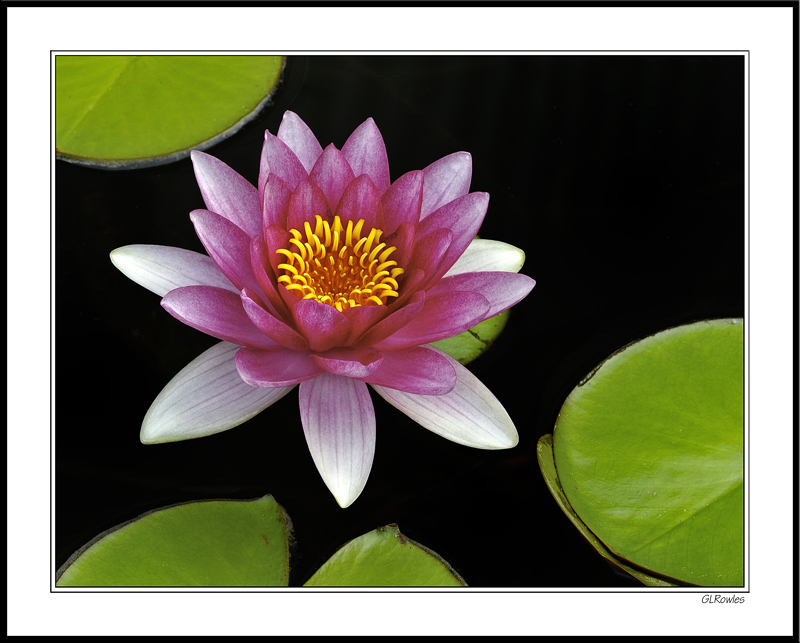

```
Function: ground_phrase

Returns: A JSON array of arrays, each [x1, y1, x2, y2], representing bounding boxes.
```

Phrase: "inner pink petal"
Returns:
[[415, 191, 489, 287], [361, 345, 456, 395], [260, 131, 309, 192], [276, 111, 324, 173], [381, 170, 423, 234], [261, 173, 292, 232], [374, 290, 490, 350], [309, 144, 356, 214], [420, 151, 472, 220], [310, 347, 384, 378], [241, 287, 310, 352], [191, 151, 261, 239], [251, 233, 291, 320], [352, 290, 425, 349], [341, 305, 389, 346], [427, 271, 537, 322], [235, 346, 323, 388], [190, 209, 263, 297], [291, 298, 352, 352], [336, 174, 384, 231], [161, 285, 278, 350], [341, 117, 391, 194], [286, 180, 332, 233]]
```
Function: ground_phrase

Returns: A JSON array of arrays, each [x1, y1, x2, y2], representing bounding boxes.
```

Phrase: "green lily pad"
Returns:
[[304, 524, 466, 587], [550, 319, 744, 586], [56, 495, 292, 587], [432, 310, 510, 365], [57, 501, 465, 587], [55, 55, 284, 169], [537, 434, 677, 586]]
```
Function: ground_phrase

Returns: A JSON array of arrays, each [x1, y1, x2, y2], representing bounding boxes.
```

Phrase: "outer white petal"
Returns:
[[299, 373, 376, 508], [110, 244, 237, 297], [443, 239, 526, 277], [141, 341, 293, 444], [372, 349, 518, 449]]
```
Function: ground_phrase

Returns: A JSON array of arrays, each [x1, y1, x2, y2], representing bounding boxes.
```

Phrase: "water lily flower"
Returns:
[[111, 111, 535, 507]]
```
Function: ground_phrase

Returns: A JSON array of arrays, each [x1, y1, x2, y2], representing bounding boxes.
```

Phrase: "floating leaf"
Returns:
[[304, 524, 466, 587], [548, 319, 743, 586], [56, 495, 291, 587], [55, 55, 284, 168], [57, 502, 464, 587], [432, 310, 510, 365], [537, 434, 676, 586]]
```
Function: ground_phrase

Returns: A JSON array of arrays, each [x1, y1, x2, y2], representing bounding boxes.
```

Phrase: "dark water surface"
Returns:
[[56, 55, 744, 587]]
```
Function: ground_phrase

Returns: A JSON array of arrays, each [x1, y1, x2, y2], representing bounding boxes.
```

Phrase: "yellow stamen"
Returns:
[[274, 215, 405, 311]]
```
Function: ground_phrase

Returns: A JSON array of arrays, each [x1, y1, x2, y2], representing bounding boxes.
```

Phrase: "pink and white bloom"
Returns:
[[111, 111, 535, 507]]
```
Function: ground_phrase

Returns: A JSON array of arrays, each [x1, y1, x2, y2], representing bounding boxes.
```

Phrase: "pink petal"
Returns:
[[341, 305, 389, 345], [426, 271, 536, 322], [341, 117, 391, 194], [141, 341, 293, 444], [352, 290, 425, 349], [380, 221, 415, 268], [390, 267, 426, 309], [404, 228, 452, 281], [250, 235, 291, 320], [361, 345, 456, 395], [415, 191, 489, 287], [335, 174, 384, 231], [380, 170, 423, 234], [286, 179, 332, 233], [420, 151, 472, 220], [262, 225, 291, 283], [309, 144, 356, 214], [291, 298, 352, 352], [261, 173, 292, 231], [276, 110, 323, 173], [259, 130, 308, 192], [235, 346, 323, 387], [191, 151, 261, 239], [374, 290, 490, 350], [299, 373, 376, 507], [241, 287, 310, 351], [190, 209, 263, 296], [310, 347, 384, 378], [161, 285, 278, 350], [110, 245, 237, 297], [372, 348, 518, 449]]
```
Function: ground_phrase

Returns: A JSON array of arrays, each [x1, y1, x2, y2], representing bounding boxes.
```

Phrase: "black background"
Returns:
[[56, 55, 744, 587]]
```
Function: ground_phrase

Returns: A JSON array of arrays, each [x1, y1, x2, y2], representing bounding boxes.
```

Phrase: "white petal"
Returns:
[[372, 349, 518, 449], [110, 244, 237, 297], [299, 373, 376, 508], [443, 239, 526, 277], [141, 341, 293, 444]]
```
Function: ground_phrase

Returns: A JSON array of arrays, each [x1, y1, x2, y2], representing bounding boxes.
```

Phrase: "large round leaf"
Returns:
[[55, 55, 284, 168], [537, 434, 676, 586], [552, 319, 743, 586], [56, 495, 292, 587], [304, 524, 466, 586]]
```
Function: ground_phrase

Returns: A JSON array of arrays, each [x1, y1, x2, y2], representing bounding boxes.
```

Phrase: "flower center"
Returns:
[[276, 215, 404, 312]]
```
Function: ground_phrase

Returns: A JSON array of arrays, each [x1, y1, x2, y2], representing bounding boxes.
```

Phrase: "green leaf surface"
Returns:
[[56, 55, 284, 168], [304, 524, 466, 587], [56, 495, 291, 587], [552, 319, 744, 586], [537, 434, 677, 586], [432, 310, 510, 365]]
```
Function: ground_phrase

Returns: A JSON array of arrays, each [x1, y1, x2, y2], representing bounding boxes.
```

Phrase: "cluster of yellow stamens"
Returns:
[[276, 215, 404, 312]]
